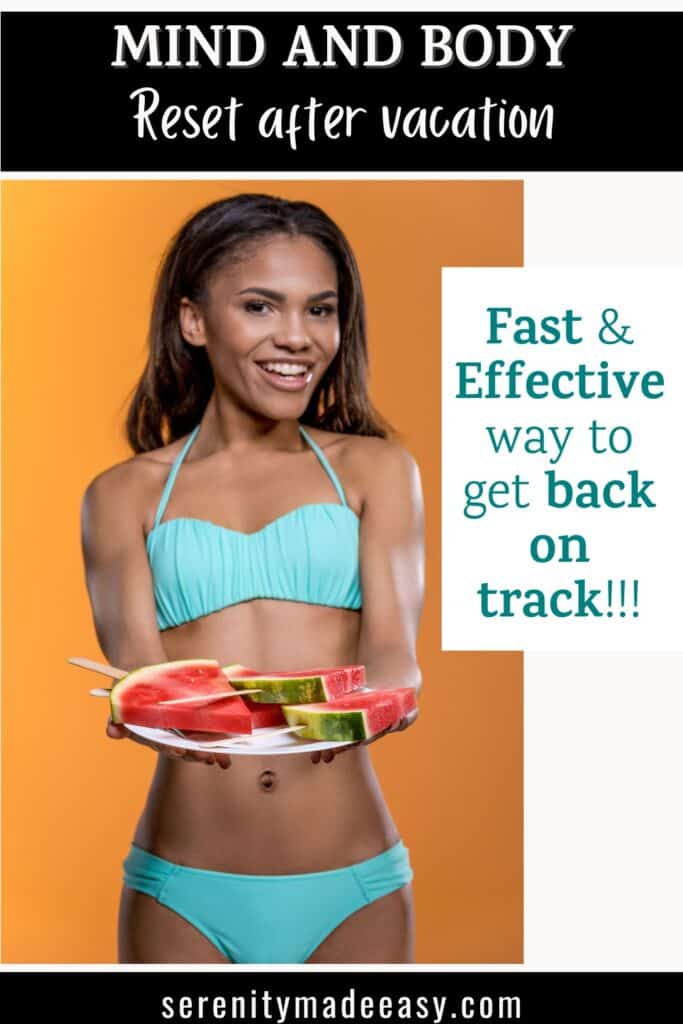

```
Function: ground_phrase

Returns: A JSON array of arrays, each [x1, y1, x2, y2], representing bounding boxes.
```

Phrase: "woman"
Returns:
[[80, 193, 424, 964]]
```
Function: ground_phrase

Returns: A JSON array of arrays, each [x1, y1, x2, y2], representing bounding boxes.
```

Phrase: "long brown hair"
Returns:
[[125, 194, 392, 452]]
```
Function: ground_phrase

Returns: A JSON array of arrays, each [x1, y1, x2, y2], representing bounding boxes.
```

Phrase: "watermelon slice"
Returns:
[[282, 687, 417, 742], [242, 696, 286, 729], [218, 666, 285, 726], [110, 659, 252, 735], [225, 665, 366, 704]]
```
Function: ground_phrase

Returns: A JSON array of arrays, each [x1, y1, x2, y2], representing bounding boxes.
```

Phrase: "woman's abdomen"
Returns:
[[132, 599, 399, 873]]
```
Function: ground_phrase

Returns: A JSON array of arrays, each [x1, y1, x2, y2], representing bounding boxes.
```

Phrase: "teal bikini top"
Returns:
[[146, 424, 362, 631]]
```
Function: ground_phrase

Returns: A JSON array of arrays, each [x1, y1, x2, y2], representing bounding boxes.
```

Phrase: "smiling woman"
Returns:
[[79, 193, 425, 964], [178, 235, 340, 406]]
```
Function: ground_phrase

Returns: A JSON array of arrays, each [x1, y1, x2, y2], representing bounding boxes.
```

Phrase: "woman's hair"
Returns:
[[125, 193, 392, 452]]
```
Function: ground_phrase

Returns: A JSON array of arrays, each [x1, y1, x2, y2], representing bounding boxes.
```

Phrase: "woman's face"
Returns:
[[180, 233, 340, 422]]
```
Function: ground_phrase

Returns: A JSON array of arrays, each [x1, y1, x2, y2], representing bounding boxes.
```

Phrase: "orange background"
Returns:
[[2, 180, 523, 963]]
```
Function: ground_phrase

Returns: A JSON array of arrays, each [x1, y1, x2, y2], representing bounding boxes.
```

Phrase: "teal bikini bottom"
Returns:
[[122, 840, 412, 963]]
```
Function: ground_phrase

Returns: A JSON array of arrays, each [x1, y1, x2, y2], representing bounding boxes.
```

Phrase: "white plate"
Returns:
[[126, 723, 351, 756]]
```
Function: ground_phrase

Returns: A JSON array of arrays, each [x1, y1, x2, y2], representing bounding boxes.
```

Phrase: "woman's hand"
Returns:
[[310, 708, 419, 765], [106, 717, 232, 769]]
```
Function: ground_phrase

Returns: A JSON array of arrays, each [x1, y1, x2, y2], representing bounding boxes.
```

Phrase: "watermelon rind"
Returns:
[[226, 665, 365, 704], [282, 705, 369, 742], [230, 675, 327, 704], [282, 687, 418, 742], [109, 658, 221, 723]]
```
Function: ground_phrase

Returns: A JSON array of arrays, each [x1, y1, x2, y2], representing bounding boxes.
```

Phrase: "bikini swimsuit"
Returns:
[[123, 841, 412, 964], [146, 423, 363, 630], [122, 422, 412, 963]]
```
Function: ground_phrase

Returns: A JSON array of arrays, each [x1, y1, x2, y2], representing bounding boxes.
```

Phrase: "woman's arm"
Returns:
[[311, 439, 424, 765], [81, 463, 167, 671], [356, 439, 425, 695], [80, 463, 231, 767]]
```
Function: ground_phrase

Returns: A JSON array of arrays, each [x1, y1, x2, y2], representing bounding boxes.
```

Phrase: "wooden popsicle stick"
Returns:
[[157, 688, 262, 706], [87, 685, 264, 705], [176, 731, 253, 747], [69, 657, 127, 679], [255, 724, 308, 739]]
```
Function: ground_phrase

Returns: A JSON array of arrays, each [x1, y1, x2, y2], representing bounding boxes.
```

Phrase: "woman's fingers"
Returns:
[[310, 750, 333, 764], [310, 750, 335, 764], [169, 748, 232, 768], [310, 743, 358, 764], [400, 708, 419, 730], [186, 751, 232, 769], [106, 719, 128, 740], [365, 710, 420, 744]]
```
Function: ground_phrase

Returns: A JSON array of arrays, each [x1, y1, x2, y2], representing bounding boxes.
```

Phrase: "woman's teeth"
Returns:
[[261, 362, 309, 377], [256, 360, 313, 391]]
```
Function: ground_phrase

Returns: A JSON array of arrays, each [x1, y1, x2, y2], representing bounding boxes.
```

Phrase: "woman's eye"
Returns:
[[310, 304, 337, 318], [245, 300, 270, 314]]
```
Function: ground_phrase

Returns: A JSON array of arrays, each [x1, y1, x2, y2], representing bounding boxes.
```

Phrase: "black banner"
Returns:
[[1, 970, 681, 1022], [1, 11, 681, 171]]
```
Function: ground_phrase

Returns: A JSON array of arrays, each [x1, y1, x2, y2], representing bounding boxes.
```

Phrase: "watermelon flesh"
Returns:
[[226, 664, 366, 704], [282, 687, 417, 742], [242, 696, 286, 729], [110, 659, 252, 735]]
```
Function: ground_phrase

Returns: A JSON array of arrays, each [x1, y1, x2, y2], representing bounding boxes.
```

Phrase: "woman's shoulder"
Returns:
[[303, 426, 420, 506], [81, 435, 189, 519], [305, 424, 416, 467]]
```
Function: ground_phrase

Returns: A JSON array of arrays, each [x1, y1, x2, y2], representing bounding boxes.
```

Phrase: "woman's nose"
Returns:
[[274, 313, 311, 348]]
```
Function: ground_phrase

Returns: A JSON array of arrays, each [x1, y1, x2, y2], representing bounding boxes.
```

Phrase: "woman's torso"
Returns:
[[129, 423, 399, 873]]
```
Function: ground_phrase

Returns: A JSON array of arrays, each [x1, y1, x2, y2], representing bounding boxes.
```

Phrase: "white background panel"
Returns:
[[442, 266, 683, 652], [523, 174, 683, 968]]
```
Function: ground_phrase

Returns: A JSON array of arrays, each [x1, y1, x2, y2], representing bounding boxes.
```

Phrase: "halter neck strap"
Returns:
[[152, 425, 200, 529], [299, 426, 348, 507]]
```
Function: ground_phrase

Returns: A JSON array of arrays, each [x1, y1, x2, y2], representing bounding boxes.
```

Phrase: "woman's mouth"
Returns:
[[256, 361, 314, 391]]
